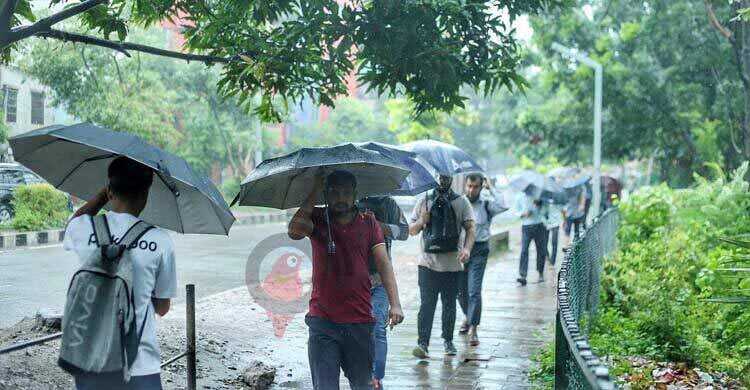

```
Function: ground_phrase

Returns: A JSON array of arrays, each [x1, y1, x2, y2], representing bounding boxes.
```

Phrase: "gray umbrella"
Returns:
[[9, 123, 235, 235], [234, 143, 410, 209], [509, 170, 566, 204]]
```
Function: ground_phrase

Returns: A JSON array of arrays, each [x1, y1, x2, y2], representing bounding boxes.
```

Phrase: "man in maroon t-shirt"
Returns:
[[288, 170, 404, 390]]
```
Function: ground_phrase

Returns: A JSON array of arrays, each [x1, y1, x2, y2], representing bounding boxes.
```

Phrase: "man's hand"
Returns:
[[388, 305, 404, 330], [522, 210, 531, 218], [457, 248, 471, 263]]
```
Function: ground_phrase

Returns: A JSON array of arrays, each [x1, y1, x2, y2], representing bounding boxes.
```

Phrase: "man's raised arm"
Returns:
[[288, 171, 324, 240]]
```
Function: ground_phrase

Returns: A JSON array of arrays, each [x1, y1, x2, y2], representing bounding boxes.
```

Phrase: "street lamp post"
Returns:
[[551, 42, 602, 223]]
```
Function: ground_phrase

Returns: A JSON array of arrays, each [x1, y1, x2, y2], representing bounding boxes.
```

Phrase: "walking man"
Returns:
[[516, 190, 548, 286], [409, 175, 476, 358], [563, 184, 587, 246], [544, 198, 563, 266], [457, 174, 507, 346], [288, 170, 404, 390], [355, 196, 409, 389], [62, 157, 177, 390]]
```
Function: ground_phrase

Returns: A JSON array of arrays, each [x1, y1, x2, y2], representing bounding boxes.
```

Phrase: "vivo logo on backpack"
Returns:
[[69, 284, 98, 347]]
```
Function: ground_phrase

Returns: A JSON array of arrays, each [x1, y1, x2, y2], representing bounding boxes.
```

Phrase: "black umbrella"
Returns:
[[401, 140, 483, 176], [354, 141, 438, 196], [234, 143, 410, 209], [509, 170, 566, 204], [10, 123, 234, 235]]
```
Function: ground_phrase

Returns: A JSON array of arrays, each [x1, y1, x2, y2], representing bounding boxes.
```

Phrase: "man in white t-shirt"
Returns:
[[63, 156, 177, 390]]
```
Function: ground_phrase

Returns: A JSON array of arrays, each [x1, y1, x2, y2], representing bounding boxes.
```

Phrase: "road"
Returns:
[[0, 222, 293, 329]]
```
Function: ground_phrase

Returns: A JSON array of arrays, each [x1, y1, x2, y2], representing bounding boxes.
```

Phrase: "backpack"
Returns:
[[58, 215, 153, 382], [423, 191, 461, 253]]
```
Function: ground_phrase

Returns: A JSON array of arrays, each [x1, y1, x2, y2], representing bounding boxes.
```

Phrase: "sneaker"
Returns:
[[412, 343, 429, 359], [516, 277, 527, 286], [458, 321, 469, 335], [538, 273, 545, 283], [469, 333, 480, 347], [444, 341, 457, 356]]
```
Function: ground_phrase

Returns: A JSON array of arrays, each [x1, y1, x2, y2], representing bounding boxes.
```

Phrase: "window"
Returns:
[[31, 91, 45, 125], [3, 86, 18, 123]]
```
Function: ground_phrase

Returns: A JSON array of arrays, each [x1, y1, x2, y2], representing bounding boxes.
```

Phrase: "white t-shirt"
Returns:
[[63, 212, 177, 376]]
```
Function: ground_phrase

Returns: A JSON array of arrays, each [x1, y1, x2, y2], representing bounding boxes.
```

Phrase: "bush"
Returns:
[[592, 162, 750, 383], [11, 184, 69, 231], [222, 176, 242, 203]]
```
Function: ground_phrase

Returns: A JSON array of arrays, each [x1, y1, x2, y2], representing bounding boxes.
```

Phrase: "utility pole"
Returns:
[[551, 42, 603, 223]]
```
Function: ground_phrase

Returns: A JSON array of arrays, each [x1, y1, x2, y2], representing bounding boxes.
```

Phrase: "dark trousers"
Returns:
[[547, 226, 559, 265], [564, 216, 584, 240], [520, 223, 546, 278], [417, 266, 459, 346], [458, 242, 489, 326], [306, 316, 374, 390], [75, 373, 162, 390]]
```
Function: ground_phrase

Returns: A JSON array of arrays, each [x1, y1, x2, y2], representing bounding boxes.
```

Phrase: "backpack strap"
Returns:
[[119, 221, 154, 249], [91, 214, 113, 247]]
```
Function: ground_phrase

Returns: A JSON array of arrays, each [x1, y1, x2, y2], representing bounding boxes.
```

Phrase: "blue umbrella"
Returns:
[[401, 140, 483, 176], [355, 141, 438, 196]]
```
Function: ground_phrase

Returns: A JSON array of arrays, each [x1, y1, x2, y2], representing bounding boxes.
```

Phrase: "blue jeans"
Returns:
[[458, 241, 489, 326], [306, 316, 374, 390], [75, 373, 162, 390], [520, 223, 546, 278], [417, 266, 459, 346], [370, 284, 389, 383]]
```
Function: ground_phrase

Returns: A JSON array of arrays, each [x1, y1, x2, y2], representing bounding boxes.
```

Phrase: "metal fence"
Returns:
[[0, 284, 197, 390], [555, 209, 619, 389]]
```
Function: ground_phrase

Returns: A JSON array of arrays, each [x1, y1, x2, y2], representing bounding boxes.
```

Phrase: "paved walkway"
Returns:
[[376, 228, 557, 389]]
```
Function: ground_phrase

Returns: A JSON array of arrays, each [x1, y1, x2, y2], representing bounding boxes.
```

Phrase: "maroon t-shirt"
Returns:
[[307, 207, 385, 323]]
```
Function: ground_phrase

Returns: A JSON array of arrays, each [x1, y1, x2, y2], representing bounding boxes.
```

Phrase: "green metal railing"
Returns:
[[555, 209, 618, 389]]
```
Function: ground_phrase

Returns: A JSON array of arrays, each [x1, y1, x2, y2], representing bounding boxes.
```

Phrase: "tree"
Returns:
[[22, 27, 262, 177], [0, 0, 566, 121], [384, 98, 455, 143], [520, 0, 747, 186], [290, 97, 393, 147]]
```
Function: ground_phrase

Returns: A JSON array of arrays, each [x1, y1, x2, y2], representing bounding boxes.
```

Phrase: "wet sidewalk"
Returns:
[[379, 227, 557, 389]]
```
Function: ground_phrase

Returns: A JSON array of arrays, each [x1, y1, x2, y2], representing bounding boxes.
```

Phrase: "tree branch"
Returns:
[[0, 0, 18, 34], [704, 0, 732, 39], [79, 46, 100, 89], [36, 29, 233, 64], [8, 0, 107, 44]]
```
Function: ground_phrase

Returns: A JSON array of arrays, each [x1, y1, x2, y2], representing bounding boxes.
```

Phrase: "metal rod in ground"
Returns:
[[160, 350, 189, 368], [186, 284, 196, 390], [0, 332, 62, 355]]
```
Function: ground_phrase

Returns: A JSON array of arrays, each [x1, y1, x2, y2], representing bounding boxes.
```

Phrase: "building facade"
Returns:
[[1, 66, 56, 139]]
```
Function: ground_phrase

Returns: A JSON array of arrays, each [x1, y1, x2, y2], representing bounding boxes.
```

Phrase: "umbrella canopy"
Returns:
[[355, 141, 438, 196], [10, 123, 234, 235], [562, 175, 592, 190], [401, 140, 483, 176], [509, 170, 566, 204], [235, 143, 410, 209], [547, 166, 580, 179]]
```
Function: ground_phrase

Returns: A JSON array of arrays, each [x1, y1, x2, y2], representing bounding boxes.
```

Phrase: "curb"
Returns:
[[0, 229, 65, 251], [0, 211, 294, 252]]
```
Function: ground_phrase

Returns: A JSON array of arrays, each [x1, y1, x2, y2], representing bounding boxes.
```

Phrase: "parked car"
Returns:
[[0, 163, 69, 224]]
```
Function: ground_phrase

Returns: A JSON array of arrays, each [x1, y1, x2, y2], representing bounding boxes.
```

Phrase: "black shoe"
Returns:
[[458, 321, 469, 335], [412, 343, 429, 359], [516, 277, 527, 286], [444, 341, 457, 356], [469, 333, 480, 347]]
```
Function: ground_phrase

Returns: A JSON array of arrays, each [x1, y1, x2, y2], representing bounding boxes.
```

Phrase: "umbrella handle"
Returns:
[[157, 163, 180, 197]]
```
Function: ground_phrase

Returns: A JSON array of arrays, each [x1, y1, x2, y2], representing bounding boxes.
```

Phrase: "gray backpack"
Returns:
[[58, 215, 153, 381]]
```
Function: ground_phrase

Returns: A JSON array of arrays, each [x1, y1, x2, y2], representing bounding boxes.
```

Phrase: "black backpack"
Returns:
[[423, 191, 461, 253]]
